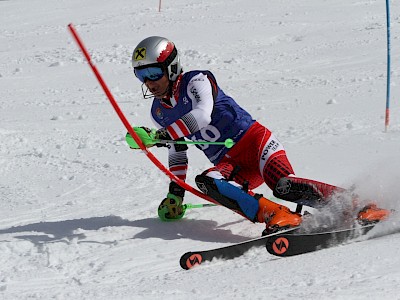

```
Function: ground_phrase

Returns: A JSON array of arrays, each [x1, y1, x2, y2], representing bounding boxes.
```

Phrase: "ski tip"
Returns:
[[180, 252, 203, 270]]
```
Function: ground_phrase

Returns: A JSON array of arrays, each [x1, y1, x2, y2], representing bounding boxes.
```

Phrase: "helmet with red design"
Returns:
[[132, 36, 182, 82]]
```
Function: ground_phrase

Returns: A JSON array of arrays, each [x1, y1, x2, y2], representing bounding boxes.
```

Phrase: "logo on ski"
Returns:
[[272, 237, 289, 255], [186, 254, 203, 269]]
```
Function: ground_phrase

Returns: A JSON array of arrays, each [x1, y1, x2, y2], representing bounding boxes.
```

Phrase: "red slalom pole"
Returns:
[[384, 0, 391, 132], [67, 23, 217, 204]]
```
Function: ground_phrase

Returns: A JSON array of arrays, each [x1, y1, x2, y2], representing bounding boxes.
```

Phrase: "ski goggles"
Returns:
[[134, 66, 165, 83]]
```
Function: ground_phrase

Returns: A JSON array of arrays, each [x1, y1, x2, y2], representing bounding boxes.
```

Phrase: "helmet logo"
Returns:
[[134, 47, 146, 61]]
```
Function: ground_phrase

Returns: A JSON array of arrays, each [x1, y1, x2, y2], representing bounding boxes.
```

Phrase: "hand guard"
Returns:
[[158, 193, 186, 221], [157, 182, 186, 221], [125, 127, 156, 149], [126, 126, 171, 149]]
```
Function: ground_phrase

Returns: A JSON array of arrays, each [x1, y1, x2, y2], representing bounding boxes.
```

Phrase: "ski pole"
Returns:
[[155, 138, 235, 149], [184, 203, 218, 210]]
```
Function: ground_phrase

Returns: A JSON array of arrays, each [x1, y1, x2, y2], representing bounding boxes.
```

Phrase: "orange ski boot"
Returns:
[[357, 203, 391, 225], [255, 195, 302, 235]]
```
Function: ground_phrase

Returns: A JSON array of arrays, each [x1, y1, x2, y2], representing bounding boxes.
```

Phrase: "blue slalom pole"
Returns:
[[385, 0, 391, 132]]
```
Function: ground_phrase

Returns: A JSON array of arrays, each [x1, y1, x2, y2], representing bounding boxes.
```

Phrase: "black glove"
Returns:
[[155, 128, 171, 140], [154, 128, 189, 152], [155, 128, 176, 148], [169, 181, 185, 198]]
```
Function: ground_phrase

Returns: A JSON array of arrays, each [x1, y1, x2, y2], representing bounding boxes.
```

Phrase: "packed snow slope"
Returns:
[[1, 0, 400, 299]]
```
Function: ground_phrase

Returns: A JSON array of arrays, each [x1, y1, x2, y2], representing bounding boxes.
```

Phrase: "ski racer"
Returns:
[[129, 36, 390, 234]]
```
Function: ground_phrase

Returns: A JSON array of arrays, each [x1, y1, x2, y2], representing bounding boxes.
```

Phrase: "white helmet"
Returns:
[[132, 36, 182, 82]]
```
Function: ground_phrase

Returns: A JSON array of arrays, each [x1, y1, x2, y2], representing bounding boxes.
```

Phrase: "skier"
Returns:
[[129, 36, 390, 234]]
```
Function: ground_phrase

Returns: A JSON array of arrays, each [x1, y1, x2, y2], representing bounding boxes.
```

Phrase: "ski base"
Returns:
[[180, 227, 299, 270]]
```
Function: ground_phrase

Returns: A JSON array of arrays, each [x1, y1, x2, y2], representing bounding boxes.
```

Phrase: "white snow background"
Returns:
[[1, 0, 400, 299]]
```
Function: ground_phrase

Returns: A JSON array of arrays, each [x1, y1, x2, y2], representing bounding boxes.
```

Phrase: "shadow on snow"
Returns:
[[0, 215, 251, 246]]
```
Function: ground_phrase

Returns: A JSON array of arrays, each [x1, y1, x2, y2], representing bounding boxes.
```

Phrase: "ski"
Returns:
[[180, 226, 299, 270], [265, 223, 377, 257]]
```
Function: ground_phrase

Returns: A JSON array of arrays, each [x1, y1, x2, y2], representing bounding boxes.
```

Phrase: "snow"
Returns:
[[1, 0, 400, 298]]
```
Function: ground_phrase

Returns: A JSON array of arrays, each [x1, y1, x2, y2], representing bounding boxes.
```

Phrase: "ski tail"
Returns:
[[180, 227, 299, 270]]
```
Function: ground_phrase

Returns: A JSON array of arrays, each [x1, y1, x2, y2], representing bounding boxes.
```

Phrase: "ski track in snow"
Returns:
[[1, 0, 400, 299]]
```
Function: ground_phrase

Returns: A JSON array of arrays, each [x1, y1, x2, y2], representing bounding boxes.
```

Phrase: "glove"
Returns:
[[155, 128, 171, 140], [125, 126, 157, 149], [146, 128, 175, 148], [152, 128, 172, 147], [169, 181, 185, 198], [156, 129, 189, 152]]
